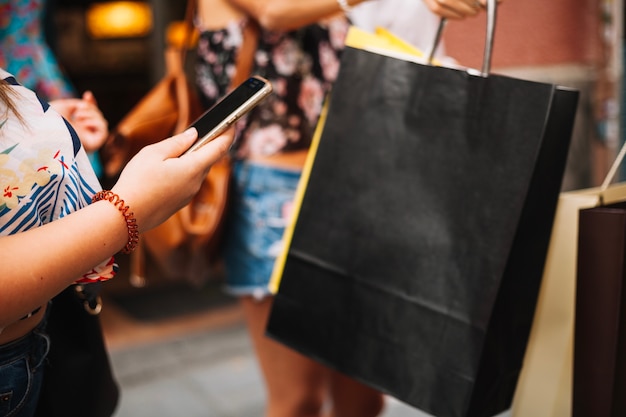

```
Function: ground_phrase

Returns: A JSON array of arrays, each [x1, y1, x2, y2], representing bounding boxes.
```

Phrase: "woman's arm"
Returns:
[[0, 197, 128, 325], [222, 0, 499, 30], [222, 0, 362, 31], [422, 0, 503, 19], [0, 128, 233, 327]]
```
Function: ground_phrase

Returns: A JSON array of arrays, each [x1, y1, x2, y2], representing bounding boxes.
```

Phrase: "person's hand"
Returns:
[[111, 128, 234, 233], [50, 91, 109, 153], [422, 0, 501, 19]]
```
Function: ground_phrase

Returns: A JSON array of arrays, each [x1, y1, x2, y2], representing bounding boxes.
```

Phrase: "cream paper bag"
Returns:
[[512, 143, 626, 416]]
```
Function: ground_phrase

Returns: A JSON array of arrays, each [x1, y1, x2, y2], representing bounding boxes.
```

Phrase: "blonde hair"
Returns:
[[0, 80, 25, 124]]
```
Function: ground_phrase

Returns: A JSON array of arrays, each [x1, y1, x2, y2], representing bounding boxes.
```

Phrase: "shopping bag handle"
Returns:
[[426, 0, 497, 76], [597, 139, 626, 205], [600, 139, 626, 192]]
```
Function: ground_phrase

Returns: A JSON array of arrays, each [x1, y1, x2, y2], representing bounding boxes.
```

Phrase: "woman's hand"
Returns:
[[111, 128, 234, 233], [422, 0, 501, 19], [50, 91, 109, 153]]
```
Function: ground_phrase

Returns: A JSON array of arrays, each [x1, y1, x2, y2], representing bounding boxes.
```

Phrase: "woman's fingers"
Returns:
[[111, 128, 235, 233]]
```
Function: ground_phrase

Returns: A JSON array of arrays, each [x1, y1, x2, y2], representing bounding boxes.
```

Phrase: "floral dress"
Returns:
[[195, 18, 349, 297], [0, 69, 115, 283], [195, 18, 349, 159]]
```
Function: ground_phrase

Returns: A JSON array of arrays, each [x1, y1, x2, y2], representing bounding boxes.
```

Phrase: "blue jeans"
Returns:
[[223, 160, 301, 299], [0, 317, 50, 417]]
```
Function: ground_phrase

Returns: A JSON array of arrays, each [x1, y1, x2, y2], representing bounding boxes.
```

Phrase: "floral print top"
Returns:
[[0, 69, 116, 283], [0, 0, 75, 102], [195, 18, 349, 159]]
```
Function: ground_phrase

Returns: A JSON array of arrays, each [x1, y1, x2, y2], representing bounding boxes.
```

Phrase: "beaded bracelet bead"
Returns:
[[91, 190, 139, 254], [336, 0, 352, 14]]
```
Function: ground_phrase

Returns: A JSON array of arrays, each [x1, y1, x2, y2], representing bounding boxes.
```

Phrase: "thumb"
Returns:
[[151, 128, 198, 158]]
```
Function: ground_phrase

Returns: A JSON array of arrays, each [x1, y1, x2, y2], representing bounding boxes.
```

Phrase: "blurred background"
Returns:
[[46, 0, 624, 190], [46, 0, 188, 129]]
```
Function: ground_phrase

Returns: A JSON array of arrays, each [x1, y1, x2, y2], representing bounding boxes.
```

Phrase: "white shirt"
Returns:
[[349, 0, 448, 59]]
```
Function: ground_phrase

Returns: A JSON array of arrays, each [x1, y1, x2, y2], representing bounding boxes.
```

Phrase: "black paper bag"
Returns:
[[574, 201, 626, 417], [266, 7, 579, 417]]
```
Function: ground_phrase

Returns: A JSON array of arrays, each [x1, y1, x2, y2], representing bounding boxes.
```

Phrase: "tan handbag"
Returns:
[[100, 0, 258, 286], [100, 45, 203, 178], [100, 0, 203, 177]]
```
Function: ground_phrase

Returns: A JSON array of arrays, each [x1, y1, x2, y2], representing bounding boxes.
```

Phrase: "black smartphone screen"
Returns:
[[192, 76, 268, 136]]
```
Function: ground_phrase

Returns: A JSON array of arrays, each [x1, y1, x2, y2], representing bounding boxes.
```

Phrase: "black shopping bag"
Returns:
[[35, 285, 119, 417], [267, 5, 579, 417], [574, 198, 626, 417]]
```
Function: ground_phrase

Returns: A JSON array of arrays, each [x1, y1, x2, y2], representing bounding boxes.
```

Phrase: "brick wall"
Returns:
[[442, 0, 602, 70]]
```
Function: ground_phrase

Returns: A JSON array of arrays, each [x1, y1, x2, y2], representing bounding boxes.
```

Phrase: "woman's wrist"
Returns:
[[92, 190, 139, 254]]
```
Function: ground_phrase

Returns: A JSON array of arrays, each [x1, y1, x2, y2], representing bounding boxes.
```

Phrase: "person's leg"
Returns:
[[240, 295, 329, 417], [327, 371, 385, 417], [226, 163, 335, 416]]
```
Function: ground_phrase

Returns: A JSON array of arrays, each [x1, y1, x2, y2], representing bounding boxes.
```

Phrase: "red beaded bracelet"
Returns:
[[91, 190, 139, 254]]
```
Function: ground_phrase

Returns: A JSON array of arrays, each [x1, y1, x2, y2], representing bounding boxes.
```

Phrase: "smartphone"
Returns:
[[184, 75, 273, 154]]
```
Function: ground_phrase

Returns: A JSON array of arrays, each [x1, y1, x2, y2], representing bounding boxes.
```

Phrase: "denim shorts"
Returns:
[[223, 160, 301, 299], [0, 315, 50, 417]]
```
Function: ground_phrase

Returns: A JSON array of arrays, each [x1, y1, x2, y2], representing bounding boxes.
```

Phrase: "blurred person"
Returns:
[[0, 0, 73, 101], [0, 0, 109, 176], [0, 68, 233, 417], [194, 0, 493, 416], [194, 1, 384, 416]]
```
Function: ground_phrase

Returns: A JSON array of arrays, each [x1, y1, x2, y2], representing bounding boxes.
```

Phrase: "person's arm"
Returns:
[[0, 195, 128, 325], [0, 128, 233, 327], [422, 0, 496, 19], [223, 0, 365, 31]]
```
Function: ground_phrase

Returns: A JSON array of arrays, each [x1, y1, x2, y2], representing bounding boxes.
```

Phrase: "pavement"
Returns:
[[98, 279, 511, 417]]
